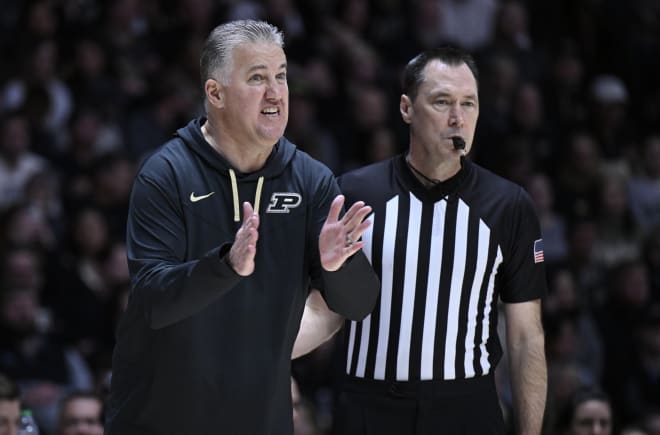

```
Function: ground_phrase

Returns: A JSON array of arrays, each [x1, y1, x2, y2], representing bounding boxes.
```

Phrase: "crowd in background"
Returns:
[[0, 0, 658, 434]]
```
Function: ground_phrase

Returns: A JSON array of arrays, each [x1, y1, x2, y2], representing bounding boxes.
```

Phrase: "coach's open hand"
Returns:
[[228, 202, 260, 276], [319, 195, 372, 272]]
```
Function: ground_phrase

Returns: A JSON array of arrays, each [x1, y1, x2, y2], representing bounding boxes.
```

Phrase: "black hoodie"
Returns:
[[106, 118, 378, 435]]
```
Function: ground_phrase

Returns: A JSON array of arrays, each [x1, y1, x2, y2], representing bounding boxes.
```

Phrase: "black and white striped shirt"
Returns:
[[338, 155, 546, 382]]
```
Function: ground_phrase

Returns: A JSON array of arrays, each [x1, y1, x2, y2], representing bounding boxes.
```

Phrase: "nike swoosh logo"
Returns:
[[190, 191, 215, 202]]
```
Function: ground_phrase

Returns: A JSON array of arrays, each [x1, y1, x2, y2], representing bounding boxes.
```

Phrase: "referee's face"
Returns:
[[401, 60, 479, 159]]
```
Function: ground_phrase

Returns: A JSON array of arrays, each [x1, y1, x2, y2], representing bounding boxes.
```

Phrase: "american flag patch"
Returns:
[[534, 239, 544, 263]]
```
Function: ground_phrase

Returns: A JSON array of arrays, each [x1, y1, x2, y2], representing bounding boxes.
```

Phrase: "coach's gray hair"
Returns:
[[200, 19, 284, 86]]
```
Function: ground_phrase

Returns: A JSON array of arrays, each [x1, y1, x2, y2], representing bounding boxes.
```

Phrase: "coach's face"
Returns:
[[400, 60, 479, 159], [209, 42, 289, 151]]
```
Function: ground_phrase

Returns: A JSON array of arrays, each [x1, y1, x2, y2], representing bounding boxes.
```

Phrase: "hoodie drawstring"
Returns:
[[229, 169, 240, 222], [254, 176, 264, 215], [228, 168, 264, 223]]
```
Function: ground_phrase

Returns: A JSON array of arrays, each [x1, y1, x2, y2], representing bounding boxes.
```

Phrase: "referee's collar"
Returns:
[[395, 154, 472, 202]]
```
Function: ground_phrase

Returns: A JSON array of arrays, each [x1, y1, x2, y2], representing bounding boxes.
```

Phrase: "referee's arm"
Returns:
[[292, 289, 343, 359], [505, 299, 547, 435]]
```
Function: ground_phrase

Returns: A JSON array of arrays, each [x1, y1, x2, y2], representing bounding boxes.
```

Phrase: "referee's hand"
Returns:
[[319, 195, 372, 271]]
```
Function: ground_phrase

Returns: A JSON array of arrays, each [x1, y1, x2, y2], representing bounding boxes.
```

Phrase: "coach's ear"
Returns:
[[400, 94, 413, 124], [205, 78, 224, 109]]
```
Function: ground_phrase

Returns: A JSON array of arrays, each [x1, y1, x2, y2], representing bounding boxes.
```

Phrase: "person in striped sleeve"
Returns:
[[293, 46, 548, 435]]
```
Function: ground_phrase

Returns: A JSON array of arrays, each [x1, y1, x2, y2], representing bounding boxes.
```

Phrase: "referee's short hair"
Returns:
[[403, 46, 479, 101]]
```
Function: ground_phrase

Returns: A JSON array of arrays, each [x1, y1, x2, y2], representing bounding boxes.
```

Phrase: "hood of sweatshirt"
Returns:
[[175, 117, 297, 221]]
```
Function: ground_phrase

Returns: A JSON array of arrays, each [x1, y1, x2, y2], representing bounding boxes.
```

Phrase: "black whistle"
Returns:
[[452, 137, 466, 150]]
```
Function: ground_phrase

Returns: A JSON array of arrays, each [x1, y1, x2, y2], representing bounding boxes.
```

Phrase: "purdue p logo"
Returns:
[[266, 193, 302, 213]]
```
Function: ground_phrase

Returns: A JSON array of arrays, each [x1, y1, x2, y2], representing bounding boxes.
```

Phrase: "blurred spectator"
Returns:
[[121, 71, 197, 160], [0, 247, 45, 297], [22, 1, 59, 41], [597, 260, 653, 427], [364, 126, 399, 164], [472, 51, 519, 169], [436, 0, 498, 52], [620, 427, 649, 435], [264, 0, 306, 44], [291, 377, 321, 435], [0, 372, 20, 435], [609, 303, 660, 428], [340, 85, 391, 169], [480, 0, 544, 82], [173, 0, 219, 39], [66, 38, 122, 122], [285, 81, 341, 173], [587, 74, 635, 162], [543, 266, 603, 383], [508, 81, 556, 173], [541, 39, 588, 131], [564, 216, 604, 307], [301, 57, 340, 113], [225, 0, 265, 21], [629, 134, 660, 235], [491, 80, 555, 184], [591, 168, 642, 268], [614, 1, 660, 134], [0, 112, 48, 211], [0, 282, 93, 434], [355, 0, 406, 65], [397, 0, 448, 60], [42, 209, 127, 373], [554, 130, 603, 220], [526, 172, 569, 264], [0, 202, 56, 255], [324, 19, 387, 103], [69, 107, 122, 156], [0, 0, 22, 63], [55, 108, 125, 208], [101, 0, 156, 105], [23, 170, 64, 244], [555, 386, 613, 435], [541, 265, 604, 433], [642, 411, 660, 435], [0, 38, 73, 149], [338, 0, 371, 34], [83, 152, 135, 240], [545, 361, 587, 434], [99, 241, 129, 291], [56, 391, 104, 435], [642, 225, 660, 299], [545, 314, 594, 387]]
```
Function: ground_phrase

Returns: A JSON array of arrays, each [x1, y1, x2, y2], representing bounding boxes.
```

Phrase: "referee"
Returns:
[[293, 46, 547, 435]]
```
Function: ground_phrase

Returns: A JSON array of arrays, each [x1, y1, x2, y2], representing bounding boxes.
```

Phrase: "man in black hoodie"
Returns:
[[105, 19, 379, 435]]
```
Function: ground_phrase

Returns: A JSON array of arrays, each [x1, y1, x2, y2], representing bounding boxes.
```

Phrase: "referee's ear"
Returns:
[[400, 94, 413, 124]]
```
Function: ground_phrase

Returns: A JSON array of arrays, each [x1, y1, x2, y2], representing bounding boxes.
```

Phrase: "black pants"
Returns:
[[333, 375, 506, 435]]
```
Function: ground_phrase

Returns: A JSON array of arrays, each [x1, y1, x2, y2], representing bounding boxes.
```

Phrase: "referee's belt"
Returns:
[[341, 374, 496, 399]]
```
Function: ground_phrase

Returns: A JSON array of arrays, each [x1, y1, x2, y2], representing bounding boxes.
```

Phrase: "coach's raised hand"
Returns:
[[319, 194, 372, 272], [228, 202, 260, 276]]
